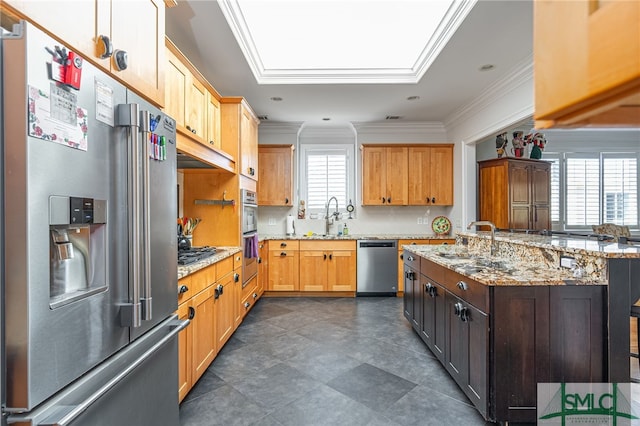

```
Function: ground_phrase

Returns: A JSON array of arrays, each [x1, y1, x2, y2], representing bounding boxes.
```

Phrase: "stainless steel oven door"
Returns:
[[242, 204, 258, 234], [242, 232, 259, 286]]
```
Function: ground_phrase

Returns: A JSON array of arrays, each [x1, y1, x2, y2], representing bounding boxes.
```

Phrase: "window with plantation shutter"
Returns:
[[565, 156, 600, 227], [603, 156, 637, 226], [545, 156, 561, 223], [300, 144, 355, 212]]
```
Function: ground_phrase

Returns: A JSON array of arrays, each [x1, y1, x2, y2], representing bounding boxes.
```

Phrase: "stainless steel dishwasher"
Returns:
[[356, 240, 398, 296]]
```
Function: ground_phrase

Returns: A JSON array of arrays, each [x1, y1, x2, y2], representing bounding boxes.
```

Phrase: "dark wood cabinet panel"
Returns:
[[549, 286, 606, 383]]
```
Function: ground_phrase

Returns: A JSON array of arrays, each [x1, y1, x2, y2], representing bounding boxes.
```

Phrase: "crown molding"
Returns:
[[258, 121, 303, 134]]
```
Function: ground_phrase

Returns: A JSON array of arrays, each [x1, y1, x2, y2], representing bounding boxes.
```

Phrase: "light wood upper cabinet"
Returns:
[[408, 145, 453, 206], [258, 145, 294, 206], [534, 0, 640, 127], [362, 146, 408, 205], [186, 76, 207, 139], [3, 0, 165, 106], [221, 97, 260, 180], [207, 92, 222, 151], [165, 47, 187, 129]]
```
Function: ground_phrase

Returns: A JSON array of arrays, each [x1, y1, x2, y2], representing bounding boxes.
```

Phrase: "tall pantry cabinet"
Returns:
[[477, 158, 551, 231]]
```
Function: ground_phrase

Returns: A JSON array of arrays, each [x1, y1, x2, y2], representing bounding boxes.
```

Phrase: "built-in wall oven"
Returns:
[[241, 189, 258, 286]]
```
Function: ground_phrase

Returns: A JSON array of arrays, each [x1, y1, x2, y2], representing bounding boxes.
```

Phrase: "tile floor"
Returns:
[[179, 297, 494, 426]]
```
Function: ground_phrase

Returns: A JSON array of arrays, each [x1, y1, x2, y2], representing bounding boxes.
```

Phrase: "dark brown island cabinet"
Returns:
[[404, 257, 607, 424]]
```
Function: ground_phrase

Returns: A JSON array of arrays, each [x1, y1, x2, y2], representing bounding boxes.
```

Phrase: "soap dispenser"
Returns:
[[343, 222, 349, 236]]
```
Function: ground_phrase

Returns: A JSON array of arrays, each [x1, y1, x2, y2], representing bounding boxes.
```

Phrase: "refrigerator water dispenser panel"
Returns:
[[49, 196, 107, 309]]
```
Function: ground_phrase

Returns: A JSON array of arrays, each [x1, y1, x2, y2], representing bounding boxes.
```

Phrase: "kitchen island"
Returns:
[[403, 231, 640, 423]]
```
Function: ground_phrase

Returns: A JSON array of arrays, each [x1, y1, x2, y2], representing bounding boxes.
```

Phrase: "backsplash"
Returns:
[[258, 205, 455, 236]]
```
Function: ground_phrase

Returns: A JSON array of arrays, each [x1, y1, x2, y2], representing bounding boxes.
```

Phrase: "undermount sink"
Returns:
[[437, 252, 472, 259]]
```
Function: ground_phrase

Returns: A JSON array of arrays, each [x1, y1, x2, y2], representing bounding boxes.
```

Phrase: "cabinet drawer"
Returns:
[[421, 258, 446, 284], [240, 288, 259, 318], [403, 251, 421, 271], [189, 265, 215, 296], [216, 256, 234, 279], [232, 251, 243, 270], [430, 239, 455, 245], [444, 269, 489, 313], [269, 240, 299, 250], [177, 276, 191, 304], [241, 275, 258, 300], [398, 239, 431, 248], [299, 240, 356, 251]]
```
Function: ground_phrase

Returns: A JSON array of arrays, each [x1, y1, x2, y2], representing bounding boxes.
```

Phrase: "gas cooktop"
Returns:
[[177, 246, 217, 265]]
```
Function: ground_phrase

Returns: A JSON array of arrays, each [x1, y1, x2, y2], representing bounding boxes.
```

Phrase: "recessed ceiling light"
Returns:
[[270, 96, 283, 101], [406, 96, 420, 101], [479, 64, 495, 72], [322, 117, 331, 121], [386, 116, 401, 120], [257, 115, 268, 120]]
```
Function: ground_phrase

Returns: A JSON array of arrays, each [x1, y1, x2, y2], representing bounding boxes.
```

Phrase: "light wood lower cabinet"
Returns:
[[176, 251, 262, 403], [268, 240, 299, 291], [299, 241, 357, 292]]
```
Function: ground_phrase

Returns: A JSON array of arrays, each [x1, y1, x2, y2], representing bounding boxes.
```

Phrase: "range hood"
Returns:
[[177, 151, 216, 169]]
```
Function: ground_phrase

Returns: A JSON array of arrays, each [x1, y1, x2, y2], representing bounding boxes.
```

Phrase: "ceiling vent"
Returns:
[[257, 115, 268, 121], [385, 115, 401, 120]]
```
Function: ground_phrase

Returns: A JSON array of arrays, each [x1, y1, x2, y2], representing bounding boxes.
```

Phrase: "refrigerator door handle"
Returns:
[[139, 110, 152, 321], [35, 319, 189, 426], [116, 103, 142, 327]]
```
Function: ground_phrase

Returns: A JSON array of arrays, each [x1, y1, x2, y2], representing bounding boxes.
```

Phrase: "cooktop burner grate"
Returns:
[[177, 246, 217, 265]]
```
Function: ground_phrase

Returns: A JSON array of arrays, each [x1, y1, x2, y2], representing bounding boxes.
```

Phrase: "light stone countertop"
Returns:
[[259, 233, 455, 241], [177, 246, 241, 280], [403, 244, 606, 286]]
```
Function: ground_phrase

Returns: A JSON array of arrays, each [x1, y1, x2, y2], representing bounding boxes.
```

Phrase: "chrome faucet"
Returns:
[[467, 220, 497, 256], [325, 196, 339, 235]]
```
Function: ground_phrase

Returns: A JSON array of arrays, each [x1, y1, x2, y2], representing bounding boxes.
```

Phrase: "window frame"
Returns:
[[298, 143, 355, 214]]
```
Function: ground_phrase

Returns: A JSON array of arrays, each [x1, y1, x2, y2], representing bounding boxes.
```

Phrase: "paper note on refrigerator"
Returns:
[[28, 84, 88, 151]]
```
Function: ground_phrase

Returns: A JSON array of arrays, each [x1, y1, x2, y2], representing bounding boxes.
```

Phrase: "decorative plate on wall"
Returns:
[[431, 216, 452, 235]]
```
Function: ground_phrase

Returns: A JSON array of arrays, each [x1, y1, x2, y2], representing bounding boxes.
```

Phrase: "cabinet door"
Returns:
[[509, 163, 530, 205], [299, 250, 327, 292], [215, 273, 235, 352], [445, 292, 468, 388], [402, 265, 416, 322], [385, 147, 408, 205], [534, 0, 640, 126], [240, 107, 258, 179], [362, 146, 386, 205], [531, 164, 550, 205], [510, 205, 531, 229], [111, 0, 165, 106], [186, 76, 207, 140], [206, 92, 221, 150], [432, 282, 446, 363], [466, 303, 488, 418], [429, 145, 454, 205], [191, 286, 216, 383], [165, 48, 187, 128], [177, 301, 192, 402], [327, 250, 356, 292], [408, 147, 431, 205], [421, 278, 435, 348], [257, 145, 294, 206], [268, 250, 299, 291], [258, 242, 268, 296], [532, 205, 550, 230], [493, 286, 550, 422]]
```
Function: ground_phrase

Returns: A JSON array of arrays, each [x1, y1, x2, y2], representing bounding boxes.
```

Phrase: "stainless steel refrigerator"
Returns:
[[1, 21, 187, 425]]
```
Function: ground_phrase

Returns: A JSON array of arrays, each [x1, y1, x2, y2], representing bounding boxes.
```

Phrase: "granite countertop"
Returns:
[[458, 231, 640, 259], [259, 233, 455, 241], [177, 246, 241, 279], [404, 244, 606, 286]]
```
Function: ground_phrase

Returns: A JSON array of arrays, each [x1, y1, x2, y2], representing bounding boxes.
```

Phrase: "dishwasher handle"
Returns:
[[358, 241, 396, 248]]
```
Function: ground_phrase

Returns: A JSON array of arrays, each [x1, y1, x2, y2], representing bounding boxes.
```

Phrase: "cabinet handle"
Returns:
[[253, 293, 258, 299], [113, 49, 128, 71], [457, 281, 468, 291], [178, 285, 189, 295], [387, 197, 391, 203], [280, 242, 287, 247], [188, 306, 195, 320], [324, 253, 327, 260], [244, 302, 251, 309], [426, 197, 430, 204], [454, 302, 463, 317], [248, 167, 255, 176], [186, 125, 192, 132], [407, 255, 414, 261], [209, 140, 214, 145], [381, 197, 386, 203], [234, 273, 240, 283], [214, 286, 220, 299], [258, 257, 262, 264], [461, 307, 470, 322], [280, 252, 287, 257], [431, 197, 436, 203], [329, 254, 333, 260], [285, 198, 289, 204], [97, 35, 113, 59], [425, 283, 433, 294]]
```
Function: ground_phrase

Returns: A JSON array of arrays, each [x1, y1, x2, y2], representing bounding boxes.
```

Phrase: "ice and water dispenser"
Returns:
[[49, 196, 107, 308]]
